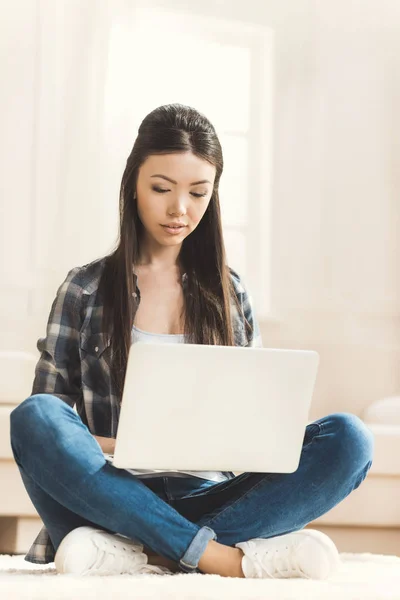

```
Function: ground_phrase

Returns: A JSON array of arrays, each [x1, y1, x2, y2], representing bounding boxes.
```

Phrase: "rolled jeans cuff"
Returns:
[[178, 525, 217, 573]]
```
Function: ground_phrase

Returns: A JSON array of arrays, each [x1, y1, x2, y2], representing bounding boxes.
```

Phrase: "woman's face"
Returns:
[[135, 152, 216, 248]]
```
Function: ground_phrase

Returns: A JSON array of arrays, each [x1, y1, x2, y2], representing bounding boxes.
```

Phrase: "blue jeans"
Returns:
[[10, 394, 374, 574]]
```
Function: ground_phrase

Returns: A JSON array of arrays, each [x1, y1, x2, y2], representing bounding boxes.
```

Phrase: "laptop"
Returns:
[[109, 342, 320, 474]]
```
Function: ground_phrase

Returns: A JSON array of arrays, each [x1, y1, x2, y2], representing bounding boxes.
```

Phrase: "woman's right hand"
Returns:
[[93, 434, 116, 455]]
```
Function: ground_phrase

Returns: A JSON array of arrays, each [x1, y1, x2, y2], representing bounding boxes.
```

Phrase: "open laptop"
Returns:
[[108, 342, 320, 474]]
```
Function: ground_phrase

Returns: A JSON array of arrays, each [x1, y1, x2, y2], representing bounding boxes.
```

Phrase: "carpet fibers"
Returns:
[[1, 552, 400, 599]]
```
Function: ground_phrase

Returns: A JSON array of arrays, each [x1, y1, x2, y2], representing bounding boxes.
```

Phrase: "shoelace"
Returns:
[[81, 535, 174, 576], [252, 543, 308, 579], [81, 535, 147, 576]]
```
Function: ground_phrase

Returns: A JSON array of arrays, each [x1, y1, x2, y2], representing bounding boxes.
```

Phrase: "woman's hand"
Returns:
[[93, 435, 116, 455]]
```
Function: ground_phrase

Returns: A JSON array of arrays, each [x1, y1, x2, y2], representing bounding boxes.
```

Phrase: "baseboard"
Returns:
[[0, 517, 42, 555], [305, 524, 400, 556]]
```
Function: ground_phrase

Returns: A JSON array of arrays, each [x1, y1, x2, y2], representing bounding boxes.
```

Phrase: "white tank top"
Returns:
[[124, 324, 228, 482]]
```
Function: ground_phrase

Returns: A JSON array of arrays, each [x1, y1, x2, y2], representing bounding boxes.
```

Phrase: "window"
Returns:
[[104, 5, 274, 319]]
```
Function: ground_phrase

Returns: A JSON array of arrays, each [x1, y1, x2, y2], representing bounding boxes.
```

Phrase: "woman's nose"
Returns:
[[168, 196, 187, 217]]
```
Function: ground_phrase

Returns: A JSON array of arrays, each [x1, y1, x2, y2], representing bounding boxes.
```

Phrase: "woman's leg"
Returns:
[[15, 466, 111, 551], [10, 393, 216, 573], [14, 463, 170, 551], [171, 413, 374, 547], [16, 465, 181, 572]]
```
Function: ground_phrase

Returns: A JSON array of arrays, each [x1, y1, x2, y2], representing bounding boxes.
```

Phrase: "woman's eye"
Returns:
[[152, 186, 207, 198]]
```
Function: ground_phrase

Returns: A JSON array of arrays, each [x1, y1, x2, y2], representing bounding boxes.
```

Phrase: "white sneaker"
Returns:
[[235, 529, 341, 579], [54, 526, 174, 576]]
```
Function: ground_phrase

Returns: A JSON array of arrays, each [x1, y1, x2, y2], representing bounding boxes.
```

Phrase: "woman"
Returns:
[[10, 103, 374, 579]]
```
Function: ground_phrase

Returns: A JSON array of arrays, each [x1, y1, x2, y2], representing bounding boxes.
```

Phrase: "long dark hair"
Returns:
[[98, 103, 241, 402]]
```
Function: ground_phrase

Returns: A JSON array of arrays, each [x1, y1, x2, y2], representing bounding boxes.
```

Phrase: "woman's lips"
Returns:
[[161, 225, 187, 235]]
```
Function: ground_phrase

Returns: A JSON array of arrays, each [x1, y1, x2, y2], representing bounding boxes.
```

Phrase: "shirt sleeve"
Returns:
[[31, 267, 84, 408], [229, 268, 263, 348]]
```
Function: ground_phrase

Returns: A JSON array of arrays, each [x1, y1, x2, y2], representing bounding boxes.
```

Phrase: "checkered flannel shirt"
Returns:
[[22, 256, 263, 563]]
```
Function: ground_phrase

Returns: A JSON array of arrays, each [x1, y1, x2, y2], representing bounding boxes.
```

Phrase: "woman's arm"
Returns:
[[32, 267, 116, 454], [31, 266, 84, 408], [229, 268, 263, 348]]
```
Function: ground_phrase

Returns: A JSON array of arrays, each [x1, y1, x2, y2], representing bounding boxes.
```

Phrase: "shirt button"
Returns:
[[94, 346, 99, 352]]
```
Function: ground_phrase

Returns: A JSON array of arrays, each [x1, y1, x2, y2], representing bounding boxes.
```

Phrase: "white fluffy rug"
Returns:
[[1, 553, 400, 599]]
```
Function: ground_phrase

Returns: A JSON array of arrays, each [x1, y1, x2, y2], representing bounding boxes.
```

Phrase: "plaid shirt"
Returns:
[[23, 256, 263, 564]]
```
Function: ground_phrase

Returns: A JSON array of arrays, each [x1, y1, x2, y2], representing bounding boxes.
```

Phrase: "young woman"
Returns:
[[10, 104, 374, 579]]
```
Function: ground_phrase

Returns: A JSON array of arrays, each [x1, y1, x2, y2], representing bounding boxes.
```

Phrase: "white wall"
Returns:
[[1, 0, 399, 418], [264, 0, 400, 419]]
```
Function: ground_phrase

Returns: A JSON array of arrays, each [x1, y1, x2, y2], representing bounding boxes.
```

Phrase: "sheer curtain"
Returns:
[[1, 0, 130, 351]]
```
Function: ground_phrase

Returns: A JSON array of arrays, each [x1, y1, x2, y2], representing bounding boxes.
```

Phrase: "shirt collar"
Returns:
[[132, 269, 188, 288]]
